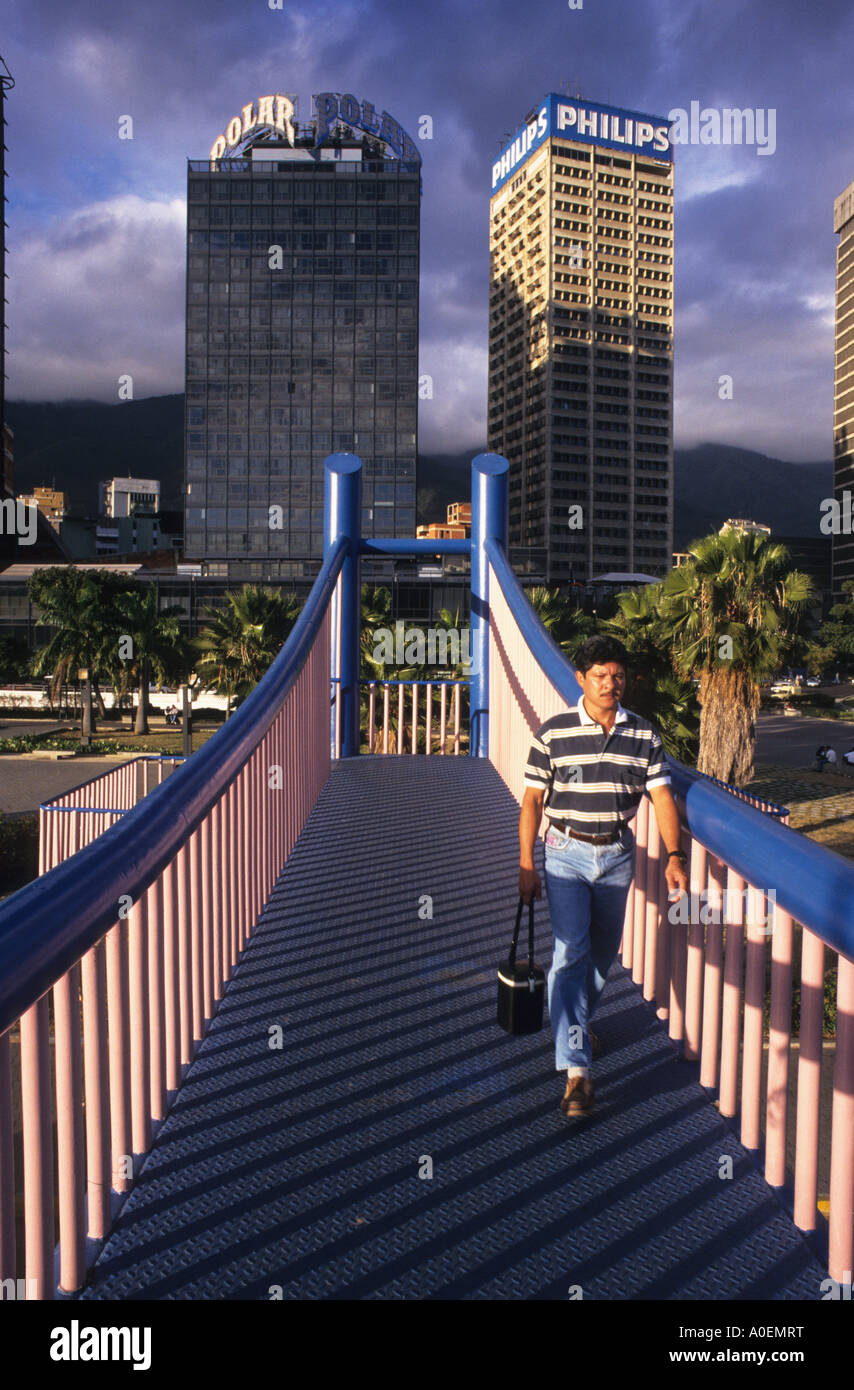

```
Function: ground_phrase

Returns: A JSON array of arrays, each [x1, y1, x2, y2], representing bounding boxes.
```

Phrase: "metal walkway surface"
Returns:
[[78, 757, 826, 1301]]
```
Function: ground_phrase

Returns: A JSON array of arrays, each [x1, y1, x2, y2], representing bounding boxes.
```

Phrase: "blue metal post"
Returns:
[[324, 454, 362, 758], [470, 453, 509, 758]]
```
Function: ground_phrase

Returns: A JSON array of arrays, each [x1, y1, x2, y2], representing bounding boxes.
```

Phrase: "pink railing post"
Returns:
[[80, 941, 111, 1241], [368, 682, 376, 753], [147, 874, 167, 1124], [106, 920, 132, 1193], [741, 885, 767, 1151], [699, 856, 726, 1090], [412, 685, 418, 754], [718, 869, 745, 1117], [175, 843, 193, 1070], [794, 927, 824, 1230], [828, 952, 854, 1285], [397, 685, 404, 755], [683, 840, 707, 1062], [631, 796, 649, 983], [0, 1028, 14, 1283], [765, 905, 794, 1188], [383, 684, 390, 753], [453, 684, 461, 755], [53, 961, 86, 1293], [426, 684, 433, 754], [440, 684, 447, 754], [642, 804, 661, 1001], [20, 995, 54, 1299], [129, 896, 151, 1160]]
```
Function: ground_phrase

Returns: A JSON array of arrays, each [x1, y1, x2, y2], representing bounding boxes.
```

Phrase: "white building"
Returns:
[[103, 477, 161, 518]]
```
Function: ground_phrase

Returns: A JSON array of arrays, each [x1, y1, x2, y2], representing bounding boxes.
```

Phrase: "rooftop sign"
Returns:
[[209, 91, 420, 163], [491, 94, 672, 194]]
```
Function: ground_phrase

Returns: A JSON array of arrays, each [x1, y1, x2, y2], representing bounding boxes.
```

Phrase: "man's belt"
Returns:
[[548, 820, 623, 845]]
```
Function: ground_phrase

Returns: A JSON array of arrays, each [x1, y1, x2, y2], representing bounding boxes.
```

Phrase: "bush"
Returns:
[[0, 813, 39, 893]]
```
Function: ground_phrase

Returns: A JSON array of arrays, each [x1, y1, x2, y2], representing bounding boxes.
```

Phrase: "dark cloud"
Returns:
[[3, 0, 853, 458]]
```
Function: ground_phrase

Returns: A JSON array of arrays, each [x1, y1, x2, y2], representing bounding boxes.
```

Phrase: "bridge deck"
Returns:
[[79, 757, 825, 1300]]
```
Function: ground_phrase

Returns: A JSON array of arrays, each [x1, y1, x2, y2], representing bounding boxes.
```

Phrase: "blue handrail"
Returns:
[[0, 537, 348, 1040], [485, 538, 854, 963]]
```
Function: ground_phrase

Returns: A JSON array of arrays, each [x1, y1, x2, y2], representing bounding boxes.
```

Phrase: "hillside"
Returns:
[[5, 397, 833, 544]]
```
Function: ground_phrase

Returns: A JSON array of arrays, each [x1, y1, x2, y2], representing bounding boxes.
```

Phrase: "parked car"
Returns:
[[805, 676, 821, 688]]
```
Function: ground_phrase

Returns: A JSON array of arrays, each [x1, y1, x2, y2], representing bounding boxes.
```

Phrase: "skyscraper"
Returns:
[[184, 91, 421, 579], [487, 95, 674, 585], [833, 178, 854, 603]]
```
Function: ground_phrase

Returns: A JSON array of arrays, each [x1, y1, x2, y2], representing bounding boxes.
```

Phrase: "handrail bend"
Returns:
[[0, 536, 347, 1039], [485, 537, 854, 963]]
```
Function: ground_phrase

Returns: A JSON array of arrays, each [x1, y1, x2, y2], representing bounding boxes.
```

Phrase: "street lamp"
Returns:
[[78, 667, 92, 750]]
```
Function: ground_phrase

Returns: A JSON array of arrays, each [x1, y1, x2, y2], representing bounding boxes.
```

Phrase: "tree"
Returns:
[[111, 586, 187, 734], [605, 583, 700, 765], [524, 586, 597, 655], [194, 585, 303, 713], [29, 568, 128, 733], [656, 532, 813, 785]]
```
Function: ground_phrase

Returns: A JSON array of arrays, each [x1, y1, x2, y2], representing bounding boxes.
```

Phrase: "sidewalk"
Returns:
[[748, 762, 854, 861]]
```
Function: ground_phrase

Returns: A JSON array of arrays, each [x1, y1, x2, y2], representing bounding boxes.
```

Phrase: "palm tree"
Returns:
[[111, 587, 188, 734], [194, 585, 303, 713], [606, 583, 700, 765], [657, 531, 813, 785], [524, 585, 597, 658], [29, 568, 119, 734]]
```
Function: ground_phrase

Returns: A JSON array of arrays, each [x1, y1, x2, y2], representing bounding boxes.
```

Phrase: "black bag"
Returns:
[[497, 896, 545, 1034]]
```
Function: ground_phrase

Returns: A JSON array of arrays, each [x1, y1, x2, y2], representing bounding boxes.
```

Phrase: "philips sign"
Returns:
[[491, 95, 672, 193]]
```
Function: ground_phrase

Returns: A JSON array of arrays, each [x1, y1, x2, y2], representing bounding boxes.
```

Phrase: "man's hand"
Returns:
[[665, 859, 689, 900], [519, 866, 542, 903], [519, 787, 545, 904]]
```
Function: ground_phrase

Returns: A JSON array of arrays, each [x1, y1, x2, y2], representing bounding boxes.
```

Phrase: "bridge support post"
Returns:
[[470, 454, 509, 758], [324, 454, 362, 758]]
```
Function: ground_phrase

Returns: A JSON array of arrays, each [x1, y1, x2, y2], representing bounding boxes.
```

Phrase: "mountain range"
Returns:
[[5, 397, 832, 549]]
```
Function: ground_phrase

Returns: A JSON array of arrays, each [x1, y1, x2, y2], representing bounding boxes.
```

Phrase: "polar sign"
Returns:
[[491, 94, 672, 193], [209, 91, 419, 163]]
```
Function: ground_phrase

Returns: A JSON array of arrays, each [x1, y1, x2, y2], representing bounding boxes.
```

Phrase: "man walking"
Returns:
[[518, 635, 689, 1118]]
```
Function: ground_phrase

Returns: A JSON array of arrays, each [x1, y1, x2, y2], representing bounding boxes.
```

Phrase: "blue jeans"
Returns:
[[544, 825, 635, 1072]]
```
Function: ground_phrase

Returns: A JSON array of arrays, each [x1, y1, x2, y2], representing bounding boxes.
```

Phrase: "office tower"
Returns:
[[1, 56, 13, 487], [184, 92, 421, 579], [488, 95, 674, 584], [833, 179, 854, 603]]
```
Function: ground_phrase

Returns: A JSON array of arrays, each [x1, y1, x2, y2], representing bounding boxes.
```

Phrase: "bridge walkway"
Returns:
[[77, 758, 824, 1300]]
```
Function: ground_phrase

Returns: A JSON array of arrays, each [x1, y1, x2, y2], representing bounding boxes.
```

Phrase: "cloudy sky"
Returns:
[[3, 0, 853, 460]]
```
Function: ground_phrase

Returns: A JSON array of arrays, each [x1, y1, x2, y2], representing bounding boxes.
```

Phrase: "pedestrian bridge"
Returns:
[[0, 455, 851, 1301]]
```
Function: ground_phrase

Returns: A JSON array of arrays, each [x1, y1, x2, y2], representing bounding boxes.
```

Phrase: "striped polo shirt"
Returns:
[[524, 694, 671, 834]]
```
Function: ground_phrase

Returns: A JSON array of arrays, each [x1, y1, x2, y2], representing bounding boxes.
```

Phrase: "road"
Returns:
[[0, 757, 123, 815], [756, 711, 854, 768]]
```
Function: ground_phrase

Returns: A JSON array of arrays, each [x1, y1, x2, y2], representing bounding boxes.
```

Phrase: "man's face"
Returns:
[[578, 661, 626, 710]]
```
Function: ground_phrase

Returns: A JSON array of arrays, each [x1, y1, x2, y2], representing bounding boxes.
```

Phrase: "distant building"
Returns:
[[446, 502, 471, 529], [719, 517, 771, 537], [18, 486, 67, 527], [1, 422, 11, 494], [184, 91, 421, 580], [103, 477, 161, 517], [488, 94, 674, 585], [833, 177, 854, 603], [416, 501, 471, 541]]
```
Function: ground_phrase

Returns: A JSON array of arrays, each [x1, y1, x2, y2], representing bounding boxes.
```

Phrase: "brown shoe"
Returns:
[[589, 1028, 602, 1060], [561, 1075, 595, 1117]]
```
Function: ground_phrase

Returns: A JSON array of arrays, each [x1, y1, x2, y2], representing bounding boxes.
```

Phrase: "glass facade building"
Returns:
[[184, 129, 420, 578]]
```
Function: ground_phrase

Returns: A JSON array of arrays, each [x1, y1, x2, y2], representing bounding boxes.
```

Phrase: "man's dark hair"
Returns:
[[575, 634, 630, 675]]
